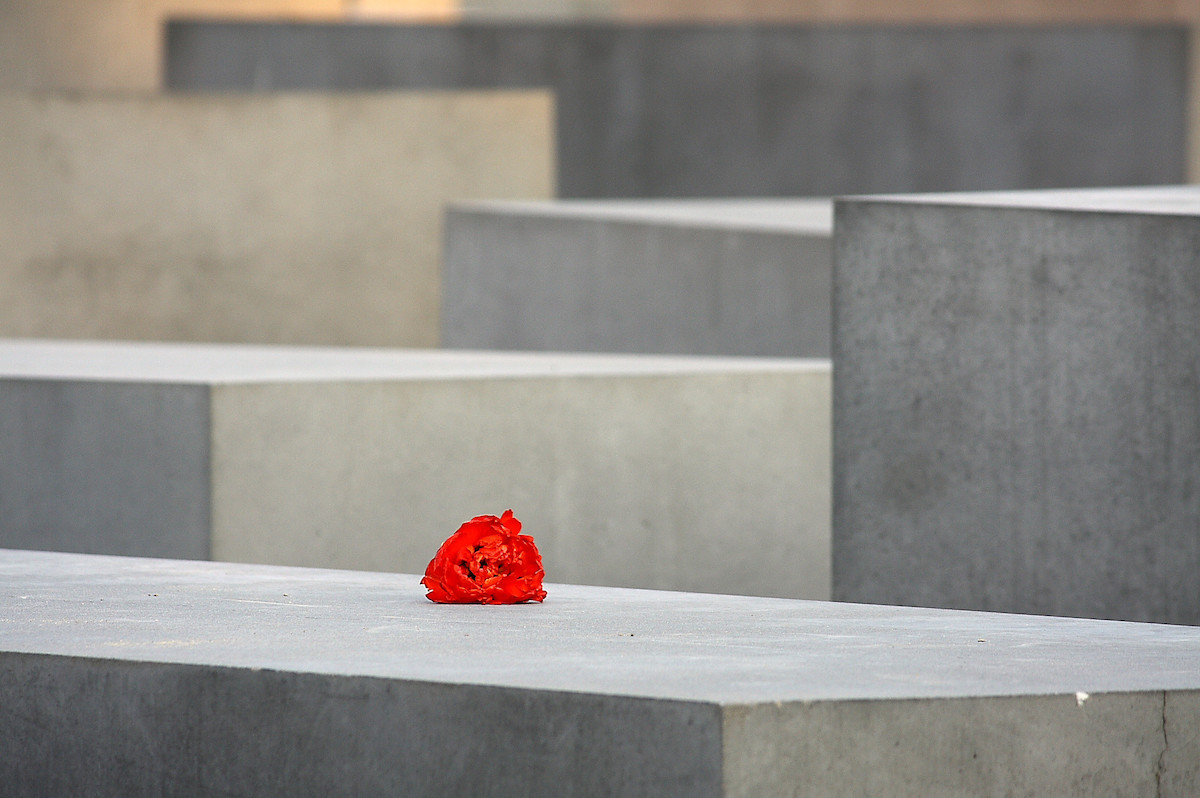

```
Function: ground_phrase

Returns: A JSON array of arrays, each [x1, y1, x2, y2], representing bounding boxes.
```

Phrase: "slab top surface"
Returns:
[[845, 185, 1200, 215], [2, 550, 1198, 705], [451, 199, 833, 234], [0, 339, 825, 384]]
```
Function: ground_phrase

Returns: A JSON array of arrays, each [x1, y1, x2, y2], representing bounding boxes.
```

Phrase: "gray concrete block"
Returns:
[[2, 549, 1199, 796], [443, 199, 832, 356], [164, 21, 1186, 197], [0, 380, 211, 560], [0, 339, 830, 599], [833, 185, 1200, 625], [0, 91, 552, 346]]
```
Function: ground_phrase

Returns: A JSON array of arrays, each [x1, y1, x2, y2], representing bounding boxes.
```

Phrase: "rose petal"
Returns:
[[422, 511, 545, 604]]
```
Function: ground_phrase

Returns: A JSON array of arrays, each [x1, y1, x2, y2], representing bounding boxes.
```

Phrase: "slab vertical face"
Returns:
[[0, 380, 210, 559], [165, 22, 1185, 197], [443, 201, 832, 357], [211, 366, 830, 599], [832, 189, 1200, 624], [0, 92, 553, 346], [723, 692, 1178, 798], [0, 655, 722, 798]]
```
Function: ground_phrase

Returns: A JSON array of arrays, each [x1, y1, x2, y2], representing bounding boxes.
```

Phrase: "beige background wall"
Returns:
[[0, 91, 553, 346]]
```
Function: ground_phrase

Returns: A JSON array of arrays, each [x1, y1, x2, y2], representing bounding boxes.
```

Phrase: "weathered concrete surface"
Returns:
[[0, 339, 830, 599], [443, 199, 832, 356], [0, 91, 553, 346], [1, 550, 1198, 796], [165, 21, 1186, 197], [833, 185, 1200, 625]]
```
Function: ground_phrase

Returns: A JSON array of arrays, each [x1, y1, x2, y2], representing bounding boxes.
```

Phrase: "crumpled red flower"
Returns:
[[421, 509, 547, 604]]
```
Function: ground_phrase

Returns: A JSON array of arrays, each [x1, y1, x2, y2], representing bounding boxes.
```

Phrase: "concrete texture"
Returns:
[[4, 1, 1196, 96], [443, 199, 832, 356], [1, 549, 1198, 796], [618, 0, 1200, 23], [0, 339, 830, 599], [833, 185, 1200, 625], [0, 381, 211, 560], [0, 92, 552, 347], [164, 21, 1187, 198]]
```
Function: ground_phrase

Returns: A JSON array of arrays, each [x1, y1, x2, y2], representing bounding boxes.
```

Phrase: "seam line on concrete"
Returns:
[[717, 702, 727, 798], [204, 384, 215, 563], [1156, 690, 1168, 798]]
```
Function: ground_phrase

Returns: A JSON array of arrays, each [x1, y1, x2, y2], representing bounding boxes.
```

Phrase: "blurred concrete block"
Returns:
[[461, 0, 614, 18], [443, 199, 832, 356], [165, 21, 1186, 197], [2, 549, 1198, 796], [0, 339, 830, 599], [4, 0, 1194, 97], [0, 91, 553, 346], [0, 1, 352, 92], [833, 186, 1200, 625], [615, 0, 1200, 24]]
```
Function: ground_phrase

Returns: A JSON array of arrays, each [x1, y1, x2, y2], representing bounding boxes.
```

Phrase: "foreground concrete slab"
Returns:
[[0, 91, 552, 346], [1, 549, 1197, 797], [165, 21, 1185, 197], [444, 199, 832, 356], [0, 339, 830, 599], [834, 185, 1200, 625]]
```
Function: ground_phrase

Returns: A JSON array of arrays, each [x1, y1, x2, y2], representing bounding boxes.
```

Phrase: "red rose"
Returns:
[[421, 509, 547, 604]]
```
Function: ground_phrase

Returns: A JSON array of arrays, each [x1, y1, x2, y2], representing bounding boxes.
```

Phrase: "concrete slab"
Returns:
[[164, 21, 1186, 197], [0, 91, 552, 346], [443, 199, 832, 356], [0, 339, 830, 599], [833, 185, 1200, 625], [1, 549, 1198, 796]]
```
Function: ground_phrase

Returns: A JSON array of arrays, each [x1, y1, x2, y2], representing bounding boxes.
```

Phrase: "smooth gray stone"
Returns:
[[833, 185, 1200, 626], [164, 21, 1185, 197], [1, 550, 1199, 797], [0, 339, 830, 599], [443, 199, 832, 356], [0, 380, 211, 560]]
